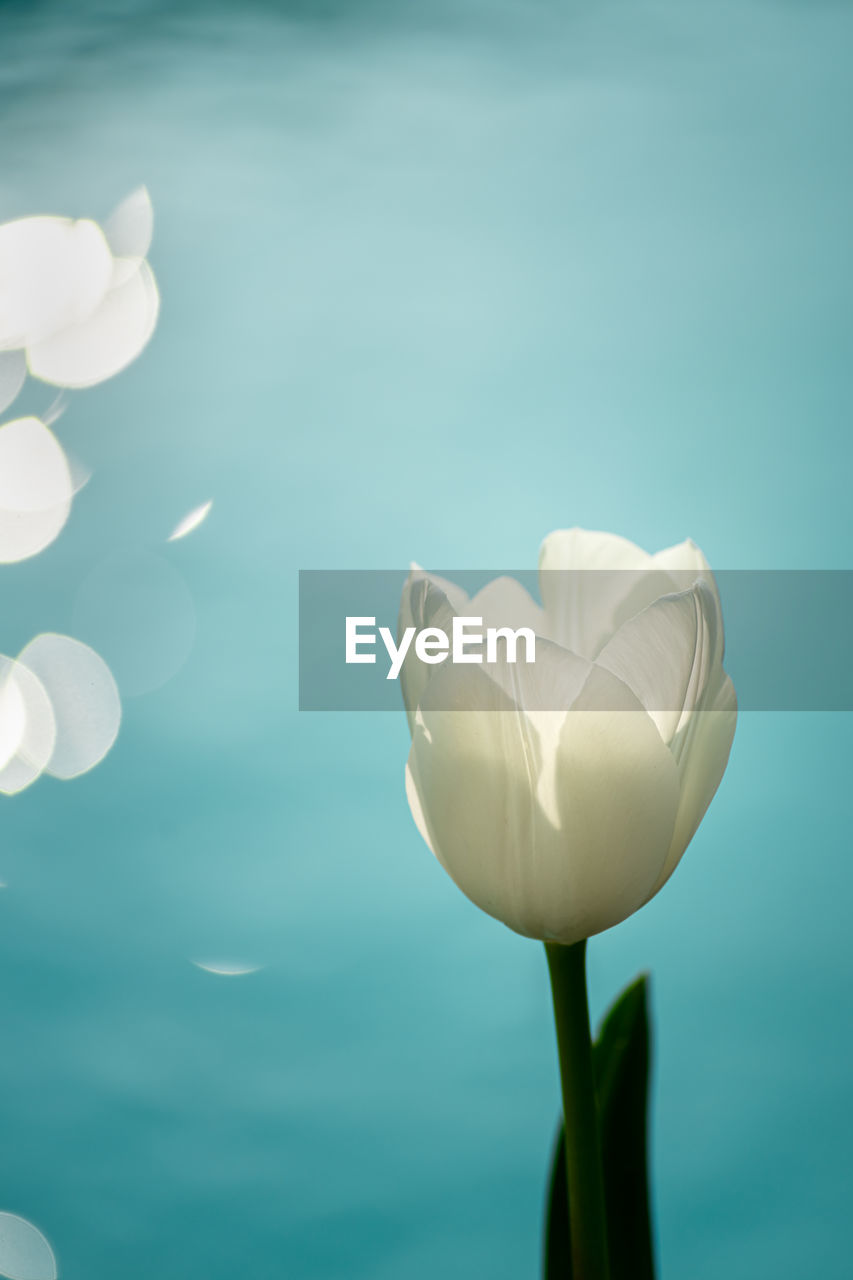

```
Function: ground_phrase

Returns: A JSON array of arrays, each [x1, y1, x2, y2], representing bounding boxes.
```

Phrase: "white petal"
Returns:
[[544, 672, 681, 943], [27, 259, 159, 389], [17, 634, 121, 779], [0, 216, 112, 349], [191, 960, 262, 977], [539, 527, 654, 573], [538, 528, 653, 659], [539, 534, 667, 659], [168, 499, 213, 542], [468, 574, 548, 637], [406, 654, 679, 943], [103, 186, 153, 261], [595, 582, 722, 745], [404, 564, 469, 615], [398, 568, 469, 731], [646, 672, 737, 898], [406, 664, 552, 935], [0, 350, 27, 414], [648, 537, 725, 623], [0, 1211, 57, 1280], [649, 536, 711, 577]]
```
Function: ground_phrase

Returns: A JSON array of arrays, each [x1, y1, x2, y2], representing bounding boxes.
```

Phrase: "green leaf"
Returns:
[[543, 974, 655, 1280], [544, 1123, 570, 1280]]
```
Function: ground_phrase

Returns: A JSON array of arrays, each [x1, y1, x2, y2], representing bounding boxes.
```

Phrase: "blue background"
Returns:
[[1, 1, 851, 1276]]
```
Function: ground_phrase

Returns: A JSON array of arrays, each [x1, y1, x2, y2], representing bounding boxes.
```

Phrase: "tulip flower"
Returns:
[[401, 528, 736, 946], [399, 528, 737, 1280]]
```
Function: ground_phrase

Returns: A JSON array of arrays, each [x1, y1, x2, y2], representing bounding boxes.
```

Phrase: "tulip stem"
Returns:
[[545, 940, 610, 1280]]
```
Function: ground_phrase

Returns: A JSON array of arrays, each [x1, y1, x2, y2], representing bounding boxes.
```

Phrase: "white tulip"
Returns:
[[401, 529, 736, 945]]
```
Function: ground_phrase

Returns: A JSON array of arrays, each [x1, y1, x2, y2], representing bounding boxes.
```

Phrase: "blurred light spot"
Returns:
[[40, 391, 68, 428], [17, 634, 120, 780], [0, 666, 26, 771], [168, 499, 213, 542], [191, 960, 263, 977], [0, 418, 70, 511], [64, 450, 92, 495], [27, 260, 159, 389], [0, 418, 72, 563], [0, 216, 112, 351], [0, 1210, 57, 1280], [72, 551, 196, 696], [0, 352, 26, 416], [104, 186, 153, 263], [0, 655, 56, 795]]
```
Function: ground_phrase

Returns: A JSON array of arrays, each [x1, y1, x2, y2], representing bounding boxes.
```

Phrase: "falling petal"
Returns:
[[27, 260, 159, 389], [168, 500, 213, 542], [0, 1211, 58, 1280], [0, 351, 26, 415], [0, 216, 113, 350], [0, 656, 56, 795], [191, 960, 263, 977], [0, 418, 72, 564], [72, 551, 196, 697], [17, 634, 120, 780], [103, 186, 153, 261]]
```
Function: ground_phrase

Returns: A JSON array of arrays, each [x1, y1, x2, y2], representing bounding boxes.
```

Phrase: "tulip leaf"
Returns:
[[544, 1123, 571, 1280], [543, 974, 655, 1280]]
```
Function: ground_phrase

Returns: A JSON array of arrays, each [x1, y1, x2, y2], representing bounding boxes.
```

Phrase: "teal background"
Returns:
[[1, 1, 852, 1276]]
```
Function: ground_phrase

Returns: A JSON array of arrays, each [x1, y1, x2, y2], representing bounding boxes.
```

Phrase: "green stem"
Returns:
[[545, 940, 610, 1280]]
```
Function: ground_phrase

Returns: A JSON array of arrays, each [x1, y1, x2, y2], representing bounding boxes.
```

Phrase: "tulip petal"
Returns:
[[539, 529, 680, 659], [405, 563, 470, 615], [398, 568, 469, 731], [406, 652, 679, 944], [595, 582, 722, 745], [649, 537, 710, 577], [545, 667, 680, 943], [539, 528, 653, 573], [647, 671, 737, 897], [468, 574, 548, 637]]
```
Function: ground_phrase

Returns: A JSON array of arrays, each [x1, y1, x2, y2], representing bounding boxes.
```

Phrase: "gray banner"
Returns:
[[298, 570, 853, 711]]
